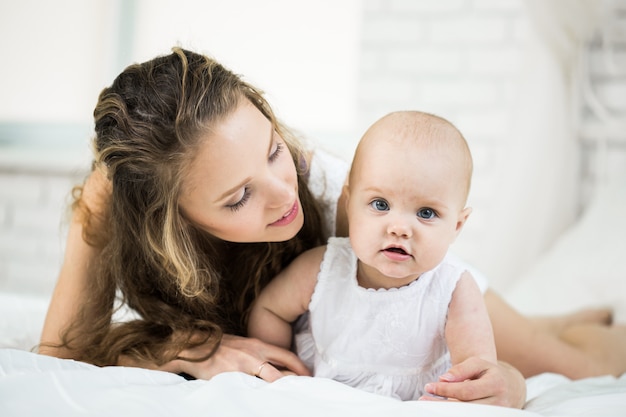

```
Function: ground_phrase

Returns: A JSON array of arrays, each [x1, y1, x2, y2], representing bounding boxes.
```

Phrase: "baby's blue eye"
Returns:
[[417, 208, 436, 219], [370, 199, 389, 211]]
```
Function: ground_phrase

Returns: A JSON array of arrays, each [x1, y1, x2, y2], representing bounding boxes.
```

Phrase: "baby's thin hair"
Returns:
[[353, 111, 473, 195]]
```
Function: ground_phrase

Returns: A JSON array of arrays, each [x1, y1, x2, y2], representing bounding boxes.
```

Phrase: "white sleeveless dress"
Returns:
[[296, 237, 471, 400]]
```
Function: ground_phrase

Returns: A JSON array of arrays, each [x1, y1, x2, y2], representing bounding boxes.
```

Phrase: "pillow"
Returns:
[[504, 180, 626, 323]]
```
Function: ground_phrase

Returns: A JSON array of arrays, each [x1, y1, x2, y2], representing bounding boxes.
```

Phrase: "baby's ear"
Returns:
[[334, 183, 351, 237], [455, 207, 472, 234]]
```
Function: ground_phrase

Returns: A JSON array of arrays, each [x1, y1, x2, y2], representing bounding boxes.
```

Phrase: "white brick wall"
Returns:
[[357, 0, 626, 290], [580, 0, 626, 200], [356, 0, 529, 277], [0, 151, 89, 295], [356, 0, 528, 139]]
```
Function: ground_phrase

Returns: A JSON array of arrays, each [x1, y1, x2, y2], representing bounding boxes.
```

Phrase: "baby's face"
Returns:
[[347, 133, 471, 289]]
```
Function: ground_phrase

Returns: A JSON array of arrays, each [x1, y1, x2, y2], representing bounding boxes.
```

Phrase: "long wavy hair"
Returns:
[[59, 48, 325, 367]]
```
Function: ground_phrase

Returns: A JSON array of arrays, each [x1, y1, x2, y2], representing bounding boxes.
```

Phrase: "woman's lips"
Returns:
[[269, 201, 299, 227]]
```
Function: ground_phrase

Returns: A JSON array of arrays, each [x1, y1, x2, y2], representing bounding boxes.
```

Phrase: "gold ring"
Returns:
[[254, 361, 268, 378]]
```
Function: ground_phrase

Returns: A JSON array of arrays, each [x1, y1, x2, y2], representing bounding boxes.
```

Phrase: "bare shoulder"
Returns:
[[80, 166, 112, 212], [454, 270, 481, 294], [286, 245, 327, 274], [263, 245, 328, 312], [448, 271, 487, 314]]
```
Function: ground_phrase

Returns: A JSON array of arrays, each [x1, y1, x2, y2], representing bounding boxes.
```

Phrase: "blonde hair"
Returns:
[[57, 48, 325, 366]]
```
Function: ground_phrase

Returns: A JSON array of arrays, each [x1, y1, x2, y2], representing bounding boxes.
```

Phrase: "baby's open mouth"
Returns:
[[385, 247, 408, 255]]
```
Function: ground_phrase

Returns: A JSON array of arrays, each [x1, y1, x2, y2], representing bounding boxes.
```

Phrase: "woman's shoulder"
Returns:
[[81, 165, 111, 209], [309, 147, 350, 180], [307, 147, 350, 238]]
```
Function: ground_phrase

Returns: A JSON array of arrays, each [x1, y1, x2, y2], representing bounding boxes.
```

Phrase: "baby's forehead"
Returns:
[[352, 111, 471, 175], [360, 128, 459, 160]]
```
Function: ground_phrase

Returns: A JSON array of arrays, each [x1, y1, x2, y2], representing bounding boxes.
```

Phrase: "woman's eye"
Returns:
[[269, 141, 283, 162], [226, 187, 251, 212], [370, 199, 389, 211], [417, 208, 436, 219]]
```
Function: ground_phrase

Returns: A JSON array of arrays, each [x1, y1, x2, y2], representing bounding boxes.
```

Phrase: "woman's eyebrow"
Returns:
[[214, 176, 252, 203]]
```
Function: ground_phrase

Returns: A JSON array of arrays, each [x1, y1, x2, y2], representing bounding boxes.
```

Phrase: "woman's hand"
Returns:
[[420, 357, 527, 408], [156, 334, 310, 382]]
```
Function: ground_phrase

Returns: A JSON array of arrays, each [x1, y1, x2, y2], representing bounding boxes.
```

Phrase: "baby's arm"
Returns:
[[248, 246, 326, 350], [445, 271, 497, 365]]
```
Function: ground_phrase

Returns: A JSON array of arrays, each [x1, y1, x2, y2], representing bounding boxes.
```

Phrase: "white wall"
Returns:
[[130, 0, 361, 143], [0, 0, 362, 294], [0, 0, 119, 125], [0, 0, 361, 144], [357, 0, 530, 291], [1, 0, 625, 297], [357, 0, 626, 293]]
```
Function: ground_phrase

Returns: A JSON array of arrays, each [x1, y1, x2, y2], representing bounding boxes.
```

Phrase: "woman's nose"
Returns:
[[267, 174, 295, 208]]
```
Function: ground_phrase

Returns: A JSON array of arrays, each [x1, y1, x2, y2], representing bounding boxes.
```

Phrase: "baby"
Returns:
[[248, 110, 496, 400]]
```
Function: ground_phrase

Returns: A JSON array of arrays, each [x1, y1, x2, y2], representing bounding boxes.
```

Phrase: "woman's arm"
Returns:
[[39, 169, 110, 358], [422, 358, 527, 408], [119, 334, 311, 382]]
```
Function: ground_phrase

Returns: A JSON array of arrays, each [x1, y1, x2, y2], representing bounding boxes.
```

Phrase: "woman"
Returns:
[[39, 48, 625, 409]]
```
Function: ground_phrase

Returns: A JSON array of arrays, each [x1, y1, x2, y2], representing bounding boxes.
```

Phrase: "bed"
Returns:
[[1, 347, 625, 417], [1, 181, 625, 417]]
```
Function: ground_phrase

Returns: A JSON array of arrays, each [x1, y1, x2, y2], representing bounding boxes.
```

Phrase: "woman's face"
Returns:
[[179, 100, 304, 243]]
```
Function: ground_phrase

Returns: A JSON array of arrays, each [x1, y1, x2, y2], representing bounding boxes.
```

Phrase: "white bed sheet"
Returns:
[[0, 349, 531, 417], [1, 348, 626, 417]]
